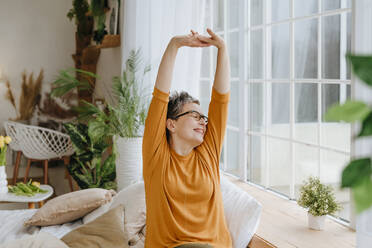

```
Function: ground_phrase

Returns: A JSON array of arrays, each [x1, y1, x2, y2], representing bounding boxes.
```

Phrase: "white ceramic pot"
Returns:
[[115, 136, 143, 191], [0, 166, 8, 194], [308, 212, 326, 230]]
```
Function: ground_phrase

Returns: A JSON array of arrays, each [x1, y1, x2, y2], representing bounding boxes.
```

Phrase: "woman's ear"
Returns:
[[166, 119, 176, 133]]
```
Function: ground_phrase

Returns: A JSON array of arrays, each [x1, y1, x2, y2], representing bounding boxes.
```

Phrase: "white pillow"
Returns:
[[83, 182, 146, 246], [220, 173, 262, 248]]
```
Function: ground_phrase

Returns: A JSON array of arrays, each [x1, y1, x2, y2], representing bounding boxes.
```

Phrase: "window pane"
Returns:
[[268, 138, 290, 196], [322, 15, 340, 79], [295, 83, 318, 123], [295, 83, 318, 144], [229, 0, 240, 29], [320, 149, 350, 221], [200, 81, 211, 116], [321, 84, 351, 151], [295, 19, 318, 79], [271, 0, 290, 22], [322, 84, 339, 122], [346, 12, 352, 79], [249, 135, 266, 185], [295, 144, 319, 198], [294, 0, 318, 17], [213, 0, 224, 31], [249, 83, 265, 132], [270, 83, 290, 138], [250, 29, 264, 79], [251, 0, 263, 26], [226, 129, 239, 176], [229, 32, 239, 77], [201, 48, 210, 78], [228, 82, 239, 126], [272, 24, 290, 79], [322, 0, 340, 11]]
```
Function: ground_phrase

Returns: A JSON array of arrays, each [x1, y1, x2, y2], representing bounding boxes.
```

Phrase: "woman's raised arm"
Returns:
[[196, 28, 230, 94], [155, 31, 211, 93]]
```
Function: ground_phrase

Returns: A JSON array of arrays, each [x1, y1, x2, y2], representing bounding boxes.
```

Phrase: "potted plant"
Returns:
[[51, 49, 150, 191], [78, 50, 150, 190], [298, 176, 341, 230]]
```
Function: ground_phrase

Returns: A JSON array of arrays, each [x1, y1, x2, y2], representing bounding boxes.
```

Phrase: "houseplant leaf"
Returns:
[[358, 112, 372, 137], [324, 100, 371, 122], [347, 54, 372, 87], [341, 158, 371, 188], [353, 176, 372, 213]]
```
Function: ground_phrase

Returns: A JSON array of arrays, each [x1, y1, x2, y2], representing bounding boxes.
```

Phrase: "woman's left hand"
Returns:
[[193, 28, 226, 49]]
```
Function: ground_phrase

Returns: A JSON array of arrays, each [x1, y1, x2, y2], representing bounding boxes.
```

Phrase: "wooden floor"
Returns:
[[225, 175, 356, 248]]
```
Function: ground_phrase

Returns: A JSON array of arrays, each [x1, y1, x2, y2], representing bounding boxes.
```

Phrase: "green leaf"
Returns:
[[358, 112, 372, 137], [88, 119, 106, 144], [341, 158, 372, 188], [324, 100, 371, 122], [352, 176, 372, 213], [347, 54, 372, 87]]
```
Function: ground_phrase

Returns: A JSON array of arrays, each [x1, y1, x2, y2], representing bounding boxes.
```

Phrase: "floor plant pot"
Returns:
[[115, 137, 143, 191], [308, 212, 326, 230], [0, 166, 8, 194]]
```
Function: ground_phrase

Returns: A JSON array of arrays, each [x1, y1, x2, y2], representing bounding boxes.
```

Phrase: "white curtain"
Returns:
[[121, 0, 207, 97]]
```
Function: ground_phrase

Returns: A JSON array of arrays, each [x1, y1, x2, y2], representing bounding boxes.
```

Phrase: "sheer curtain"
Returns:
[[121, 0, 207, 97]]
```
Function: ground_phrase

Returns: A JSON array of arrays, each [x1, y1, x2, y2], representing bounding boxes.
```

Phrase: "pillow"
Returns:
[[25, 188, 116, 226], [61, 205, 128, 248], [220, 173, 262, 248], [83, 182, 146, 246], [1, 232, 69, 248], [83, 201, 112, 224]]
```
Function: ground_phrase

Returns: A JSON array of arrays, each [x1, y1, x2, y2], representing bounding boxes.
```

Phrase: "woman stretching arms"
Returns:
[[143, 28, 231, 248]]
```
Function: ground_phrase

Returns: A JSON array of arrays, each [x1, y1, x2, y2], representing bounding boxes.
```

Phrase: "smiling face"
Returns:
[[166, 102, 207, 148]]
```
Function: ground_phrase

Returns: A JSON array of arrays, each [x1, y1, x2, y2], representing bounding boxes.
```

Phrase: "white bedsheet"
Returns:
[[0, 209, 83, 244]]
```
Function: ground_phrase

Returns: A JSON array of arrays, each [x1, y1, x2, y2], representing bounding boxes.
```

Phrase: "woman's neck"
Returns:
[[169, 137, 194, 156]]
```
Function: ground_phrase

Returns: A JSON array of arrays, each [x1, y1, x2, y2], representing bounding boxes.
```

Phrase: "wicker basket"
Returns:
[[99, 35, 120, 48]]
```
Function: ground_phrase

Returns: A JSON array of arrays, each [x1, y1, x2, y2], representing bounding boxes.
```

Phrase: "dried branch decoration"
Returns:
[[5, 69, 44, 121]]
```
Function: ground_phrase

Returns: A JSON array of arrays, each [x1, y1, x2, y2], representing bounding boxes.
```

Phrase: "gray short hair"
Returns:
[[166, 91, 200, 141]]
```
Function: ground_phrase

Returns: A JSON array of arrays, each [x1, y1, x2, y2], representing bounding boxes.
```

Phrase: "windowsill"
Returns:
[[224, 174, 356, 248]]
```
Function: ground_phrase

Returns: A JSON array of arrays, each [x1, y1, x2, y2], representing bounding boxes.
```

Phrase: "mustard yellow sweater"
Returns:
[[142, 87, 232, 248]]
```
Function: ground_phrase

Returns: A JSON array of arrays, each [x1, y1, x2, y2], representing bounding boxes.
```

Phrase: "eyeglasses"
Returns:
[[174, 110, 208, 124]]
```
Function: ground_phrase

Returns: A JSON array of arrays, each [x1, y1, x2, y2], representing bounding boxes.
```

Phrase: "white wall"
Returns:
[[0, 0, 75, 126], [0, 0, 121, 204]]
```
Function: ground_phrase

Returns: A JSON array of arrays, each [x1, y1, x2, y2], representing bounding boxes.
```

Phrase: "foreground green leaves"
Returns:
[[347, 54, 372, 87], [325, 101, 371, 123], [325, 54, 372, 214]]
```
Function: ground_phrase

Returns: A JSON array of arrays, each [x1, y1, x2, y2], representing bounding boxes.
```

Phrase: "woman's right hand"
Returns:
[[171, 30, 211, 48]]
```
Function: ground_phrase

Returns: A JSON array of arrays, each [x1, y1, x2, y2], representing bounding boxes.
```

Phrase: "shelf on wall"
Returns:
[[97, 35, 120, 49]]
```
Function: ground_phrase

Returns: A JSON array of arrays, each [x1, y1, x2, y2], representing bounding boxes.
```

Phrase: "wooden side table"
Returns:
[[0, 185, 53, 209]]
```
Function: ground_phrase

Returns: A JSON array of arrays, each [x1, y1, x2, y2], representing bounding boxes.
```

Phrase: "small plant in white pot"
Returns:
[[298, 176, 341, 230]]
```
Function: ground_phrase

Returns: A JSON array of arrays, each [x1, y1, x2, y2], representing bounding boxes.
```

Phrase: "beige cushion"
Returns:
[[25, 188, 116, 226], [83, 182, 146, 246], [1, 232, 69, 248], [61, 205, 128, 248]]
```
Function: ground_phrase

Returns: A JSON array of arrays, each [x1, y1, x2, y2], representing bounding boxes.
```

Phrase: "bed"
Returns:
[[0, 173, 274, 248]]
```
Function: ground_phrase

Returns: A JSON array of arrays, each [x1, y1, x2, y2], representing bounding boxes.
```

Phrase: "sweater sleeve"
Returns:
[[142, 87, 169, 176], [198, 88, 230, 171]]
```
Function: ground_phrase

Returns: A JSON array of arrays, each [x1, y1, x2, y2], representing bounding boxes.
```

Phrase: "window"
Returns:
[[200, 0, 352, 222]]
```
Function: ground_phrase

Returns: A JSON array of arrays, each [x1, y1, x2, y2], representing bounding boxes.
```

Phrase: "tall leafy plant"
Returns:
[[64, 123, 116, 190], [325, 54, 372, 213], [74, 49, 151, 140]]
